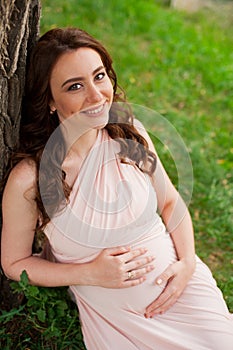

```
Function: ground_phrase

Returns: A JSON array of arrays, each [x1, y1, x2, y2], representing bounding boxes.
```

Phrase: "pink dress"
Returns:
[[44, 129, 233, 350]]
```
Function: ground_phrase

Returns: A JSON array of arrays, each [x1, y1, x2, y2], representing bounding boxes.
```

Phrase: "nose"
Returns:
[[86, 83, 102, 103]]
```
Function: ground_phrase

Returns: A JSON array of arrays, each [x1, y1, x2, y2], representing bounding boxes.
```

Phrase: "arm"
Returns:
[[1, 160, 154, 288], [151, 147, 196, 268], [135, 120, 196, 316]]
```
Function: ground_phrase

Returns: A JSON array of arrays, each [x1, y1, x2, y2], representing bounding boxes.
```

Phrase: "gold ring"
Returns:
[[128, 271, 133, 279]]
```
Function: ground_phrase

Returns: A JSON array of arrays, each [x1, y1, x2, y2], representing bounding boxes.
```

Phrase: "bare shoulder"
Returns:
[[4, 159, 37, 200], [133, 118, 151, 142], [133, 118, 157, 154], [133, 118, 146, 134]]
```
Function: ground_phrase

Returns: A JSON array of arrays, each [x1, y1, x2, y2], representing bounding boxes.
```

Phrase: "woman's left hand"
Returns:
[[144, 258, 196, 318]]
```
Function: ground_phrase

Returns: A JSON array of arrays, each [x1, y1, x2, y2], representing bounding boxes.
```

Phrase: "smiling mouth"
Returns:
[[82, 103, 105, 115]]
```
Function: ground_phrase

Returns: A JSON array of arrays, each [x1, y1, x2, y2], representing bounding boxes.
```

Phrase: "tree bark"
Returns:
[[0, 0, 41, 310]]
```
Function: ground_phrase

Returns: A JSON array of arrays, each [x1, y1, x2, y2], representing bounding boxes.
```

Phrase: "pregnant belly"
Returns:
[[71, 232, 177, 315]]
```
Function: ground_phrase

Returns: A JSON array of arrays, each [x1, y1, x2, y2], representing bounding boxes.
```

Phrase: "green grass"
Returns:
[[1, 0, 232, 348], [40, 0, 233, 303]]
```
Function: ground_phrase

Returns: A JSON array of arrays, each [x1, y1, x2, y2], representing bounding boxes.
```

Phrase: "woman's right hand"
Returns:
[[90, 246, 155, 288]]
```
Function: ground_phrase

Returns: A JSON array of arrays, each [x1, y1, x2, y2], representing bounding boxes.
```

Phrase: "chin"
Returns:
[[93, 123, 107, 130], [87, 113, 109, 130]]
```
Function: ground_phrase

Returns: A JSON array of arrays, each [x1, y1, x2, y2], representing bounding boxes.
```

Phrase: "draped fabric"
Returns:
[[44, 129, 233, 350]]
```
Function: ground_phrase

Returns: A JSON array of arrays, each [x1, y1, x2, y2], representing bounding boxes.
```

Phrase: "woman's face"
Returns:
[[49, 47, 114, 128]]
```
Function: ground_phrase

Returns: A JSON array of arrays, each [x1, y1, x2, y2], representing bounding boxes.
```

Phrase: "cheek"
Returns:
[[57, 97, 83, 117], [106, 81, 114, 101]]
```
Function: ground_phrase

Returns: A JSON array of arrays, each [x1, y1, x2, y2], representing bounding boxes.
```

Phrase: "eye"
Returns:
[[95, 72, 106, 81], [68, 82, 82, 91]]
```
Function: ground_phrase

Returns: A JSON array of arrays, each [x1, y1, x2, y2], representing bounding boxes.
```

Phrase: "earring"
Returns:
[[50, 109, 56, 115]]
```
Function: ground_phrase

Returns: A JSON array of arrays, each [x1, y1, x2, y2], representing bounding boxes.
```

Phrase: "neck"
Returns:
[[59, 115, 99, 154], [68, 129, 98, 159]]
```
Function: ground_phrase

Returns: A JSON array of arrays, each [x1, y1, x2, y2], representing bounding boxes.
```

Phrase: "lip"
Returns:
[[81, 102, 107, 116]]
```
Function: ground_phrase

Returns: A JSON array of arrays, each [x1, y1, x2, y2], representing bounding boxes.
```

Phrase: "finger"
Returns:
[[126, 264, 155, 281], [122, 275, 147, 288], [145, 293, 178, 317], [105, 246, 131, 256], [126, 255, 155, 272], [122, 247, 149, 263], [145, 282, 180, 317], [145, 288, 170, 315], [155, 264, 175, 286]]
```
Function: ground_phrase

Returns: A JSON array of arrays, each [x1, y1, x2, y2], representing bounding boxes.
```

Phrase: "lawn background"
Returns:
[[40, 0, 233, 307], [1, 0, 232, 348]]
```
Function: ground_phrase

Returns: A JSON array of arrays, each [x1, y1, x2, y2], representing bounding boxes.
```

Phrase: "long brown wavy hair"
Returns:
[[15, 27, 156, 230]]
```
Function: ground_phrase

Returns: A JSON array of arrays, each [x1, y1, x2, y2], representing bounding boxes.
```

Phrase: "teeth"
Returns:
[[85, 104, 104, 115]]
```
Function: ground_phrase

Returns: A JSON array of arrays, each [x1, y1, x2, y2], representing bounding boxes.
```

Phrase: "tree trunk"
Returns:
[[0, 0, 41, 310]]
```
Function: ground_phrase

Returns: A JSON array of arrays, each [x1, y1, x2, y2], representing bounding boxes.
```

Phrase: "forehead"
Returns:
[[50, 48, 103, 82]]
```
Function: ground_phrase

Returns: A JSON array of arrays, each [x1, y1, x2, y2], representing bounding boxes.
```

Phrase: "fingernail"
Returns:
[[156, 278, 163, 285]]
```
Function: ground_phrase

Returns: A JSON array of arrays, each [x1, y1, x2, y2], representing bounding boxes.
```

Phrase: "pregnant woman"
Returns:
[[1, 28, 233, 350]]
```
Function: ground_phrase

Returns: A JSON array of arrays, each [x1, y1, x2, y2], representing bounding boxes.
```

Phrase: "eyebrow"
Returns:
[[61, 65, 105, 88]]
